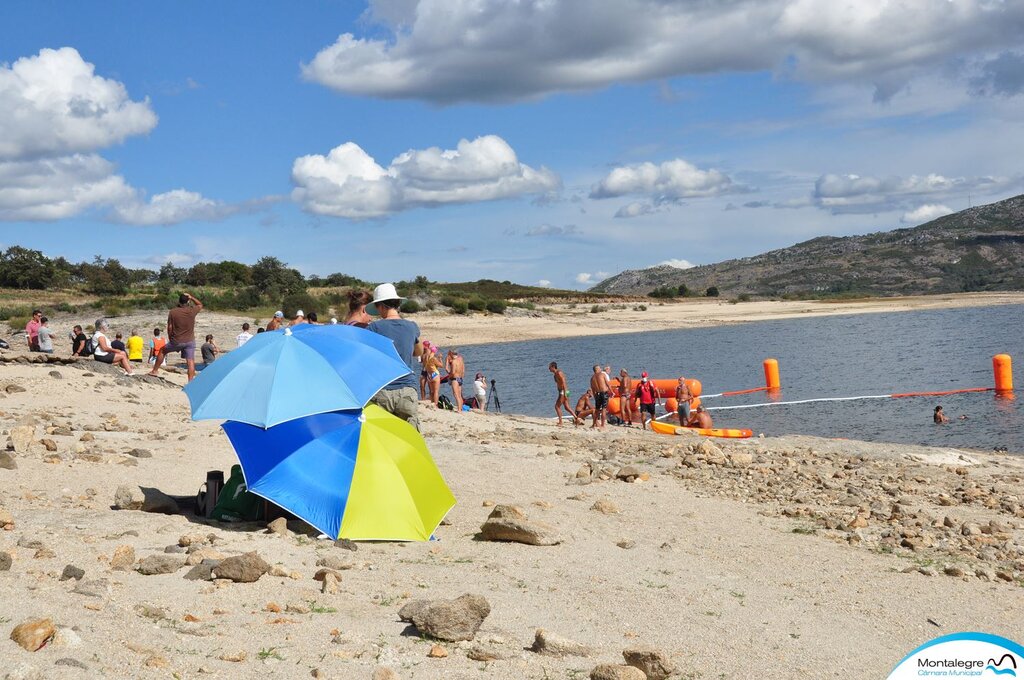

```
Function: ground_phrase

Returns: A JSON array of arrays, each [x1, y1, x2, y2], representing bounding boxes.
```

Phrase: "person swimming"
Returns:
[[933, 405, 949, 424]]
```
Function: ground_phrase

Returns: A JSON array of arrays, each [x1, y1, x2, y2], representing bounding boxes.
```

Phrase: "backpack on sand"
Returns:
[[210, 464, 263, 522], [437, 394, 455, 411]]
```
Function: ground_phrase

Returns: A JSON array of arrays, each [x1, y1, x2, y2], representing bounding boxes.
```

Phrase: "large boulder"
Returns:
[[211, 552, 269, 583]]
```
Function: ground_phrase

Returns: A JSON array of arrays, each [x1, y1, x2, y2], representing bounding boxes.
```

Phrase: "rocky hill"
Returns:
[[592, 194, 1024, 297]]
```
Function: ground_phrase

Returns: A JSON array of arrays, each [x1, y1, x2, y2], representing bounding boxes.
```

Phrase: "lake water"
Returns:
[[454, 304, 1024, 453]]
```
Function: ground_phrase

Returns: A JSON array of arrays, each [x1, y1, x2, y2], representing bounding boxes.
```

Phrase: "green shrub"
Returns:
[[425, 301, 436, 311], [450, 300, 469, 314], [633, 304, 647, 311], [737, 293, 751, 302], [649, 286, 676, 298], [103, 305, 123, 318], [590, 304, 605, 313], [485, 299, 506, 314], [0, 305, 31, 321], [439, 296, 457, 308], [706, 286, 720, 297], [55, 301, 75, 313], [400, 299, 421, 314], [280, 291, 318, 318], [467, 297, 487, 312]]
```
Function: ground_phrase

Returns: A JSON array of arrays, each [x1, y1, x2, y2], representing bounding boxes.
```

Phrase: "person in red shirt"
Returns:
[[25, 310, 42, 351], [634, 371, 661, 430]]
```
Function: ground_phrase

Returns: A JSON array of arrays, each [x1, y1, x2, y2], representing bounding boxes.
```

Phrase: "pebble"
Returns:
[[110, 545, 136, 571], [531, 628, 593, 657], [623, 647, 677, 679], [126, 448, 152, 458], [0, 452, 18, 470], [427, 644, 448, 658], [72, 579, 111, 598], [0, 551, 12, 571], [590, 664, 646, 680], [591, 499, 620, 514], [59, 565, 85, 581], [137, 554, 184, 575], [40, 439, 58, 452], [266, 518, 289, 536], [372, 668, 400, 680]]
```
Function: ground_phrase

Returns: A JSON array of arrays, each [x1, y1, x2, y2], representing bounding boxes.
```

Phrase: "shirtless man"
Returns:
[[675, 376, 693, 426], [549, 362, 577, 426], [687, 406, 713, 429], [446, 348, 466, 410], [574, 390, 594, 428], [590, 364, 610, 429], [618, 369, 634, 427]]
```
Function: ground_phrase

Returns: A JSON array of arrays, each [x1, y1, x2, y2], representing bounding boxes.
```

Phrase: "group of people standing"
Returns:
[[550, 363, 712, 431]]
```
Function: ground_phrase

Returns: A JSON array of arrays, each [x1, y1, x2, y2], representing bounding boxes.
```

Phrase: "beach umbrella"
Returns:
[[220, 405, 455, 541], [183, 324, 411, 428]]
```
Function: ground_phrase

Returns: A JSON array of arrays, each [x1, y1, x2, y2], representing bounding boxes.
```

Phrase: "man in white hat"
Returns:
[[368, 283, 422, 430], [290, 309, 306, 327]]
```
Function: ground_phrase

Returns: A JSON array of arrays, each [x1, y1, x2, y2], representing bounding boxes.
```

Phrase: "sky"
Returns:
[[2, 0, 1024, 290]]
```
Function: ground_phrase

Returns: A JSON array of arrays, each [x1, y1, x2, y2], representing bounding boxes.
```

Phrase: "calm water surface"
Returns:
[[452, 304, 1024, 453]]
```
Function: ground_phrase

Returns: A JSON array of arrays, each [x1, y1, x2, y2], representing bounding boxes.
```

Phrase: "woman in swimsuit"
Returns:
[[423, 346, 444, 406], [344, 290, 372, 328]]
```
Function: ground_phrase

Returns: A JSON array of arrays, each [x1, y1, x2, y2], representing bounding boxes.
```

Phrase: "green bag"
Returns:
[[210, 464, 263, 522]]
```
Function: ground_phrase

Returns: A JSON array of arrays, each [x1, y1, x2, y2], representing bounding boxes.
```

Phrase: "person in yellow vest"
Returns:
[[127, 329, 145, 363]]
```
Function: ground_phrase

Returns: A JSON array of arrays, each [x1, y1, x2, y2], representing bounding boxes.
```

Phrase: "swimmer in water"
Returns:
[[933, 405, 949, 424]]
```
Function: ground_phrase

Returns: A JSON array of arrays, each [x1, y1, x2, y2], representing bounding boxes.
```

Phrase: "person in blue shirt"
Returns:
[[367, 283, 422, 431]]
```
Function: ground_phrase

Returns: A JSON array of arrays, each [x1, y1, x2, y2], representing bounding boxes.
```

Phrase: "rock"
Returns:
[[113, 485, 141, 510], [177, 533, 209, 547], [59, 565, 85, 581], [17, 536, 44, 550], [55, 658, 88, 670], [137, 554, 183, 575], [141, 489, 179, 514], [145, 654, 170, 668], [9, 425, 34, 453], [398, 599, 431, 623], [372, 668, 400, 680], [6, 384, 27, 394], [51, 627, 82, 649], [696, 439, 724, 460], [110, 545, 135, 571], [268, 564, 291, 578], [531, 628, 593, 657], [40, 439, 57, 452], [48, 371, 62, 379], [728, 451, 754, 467], [334, 538, 358, 551], [943, 565, 966, 578], [616, 540, 636, 550], [0, 508, 13, 528], [33, 548, 55, 560], [0, 452, 17, 470], [406, 594, 491, 642], [183, 560, 220, 581], [479, 505, 561, 546], [321, 571, 341, 594], [962, 523, 982, 536], [591, 664, 646, 680], [211, 552, 269, 583], [427, 644, 448, 658], [615, 466, 640, 482], [10, 618, 56, 651], [134, 602, 171, 621], [0, 551, 11, 571], [591, 499, 620, 514], [126, 448, 152, 458], [79, 433, 95, 442], [996, 570, 1015, 582], [316, 555, 355, 571], [266, 518, 289, 536], [623, 647, 677, 679], [72, 579, 110, 598], [185, 548, 225, 566]]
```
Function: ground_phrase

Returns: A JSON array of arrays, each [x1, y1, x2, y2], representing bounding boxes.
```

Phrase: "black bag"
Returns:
[[437, 394, 455, 411], [196, 470, 225, 518], [82, 337, 96, 356]]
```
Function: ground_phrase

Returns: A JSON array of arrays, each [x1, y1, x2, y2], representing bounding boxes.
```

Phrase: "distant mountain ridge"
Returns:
[[591, 194, 1024, 297]]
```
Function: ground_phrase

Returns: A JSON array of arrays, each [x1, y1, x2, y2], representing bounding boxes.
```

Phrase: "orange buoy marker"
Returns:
[[763, 358, 780, 391], [994, 354, 1013, 394]]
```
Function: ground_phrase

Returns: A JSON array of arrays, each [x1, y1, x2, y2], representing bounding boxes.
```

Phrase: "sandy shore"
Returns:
[[8, 291, 1023, 353], [0, 353, 1021, 678]]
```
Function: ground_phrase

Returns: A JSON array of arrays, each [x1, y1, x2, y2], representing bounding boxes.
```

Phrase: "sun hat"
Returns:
[[295, 310, 305, 317], [368, 283, 406, 316], [274, 311, 284, 318], [330, 318, 338, 324]]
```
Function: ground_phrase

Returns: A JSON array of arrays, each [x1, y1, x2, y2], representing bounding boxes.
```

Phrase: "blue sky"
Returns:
[[3, 1, 1023, 288]]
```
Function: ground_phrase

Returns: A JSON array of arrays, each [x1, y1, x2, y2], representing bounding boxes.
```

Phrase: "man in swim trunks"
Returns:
[[619, 369, 634, 427], [574, 389, 594, 428], [149, 292, 203, 382], [634, 371, 661, 430], [687, 406, 713, 429], [266, 311, 284, 331], [590, 364, 610, 429], [676, 376, 693, 426], [549, 361, 577, 426], [446, 348, 465, 410]]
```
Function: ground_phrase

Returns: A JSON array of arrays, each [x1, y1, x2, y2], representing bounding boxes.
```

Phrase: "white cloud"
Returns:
[[303, 0, 1024, 104], [144, 252, 195, 267], [0, 47, 240, 226], [0, 154, 133, 221], [901, 203, 953, 224], [812, 172, 1019, 214], [659, 259, 695, 269], [614, 201, 659, 219], [592, 158, 738, 204], [291, 135, 560, 218], [537, 279, 552, 288], [0, 47, 157, 160], [110, 189, 237, 226], [575, 271, 610, 285]]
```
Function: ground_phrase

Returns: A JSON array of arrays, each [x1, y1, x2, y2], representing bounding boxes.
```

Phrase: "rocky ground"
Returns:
[[0, 350, 1022, 679]]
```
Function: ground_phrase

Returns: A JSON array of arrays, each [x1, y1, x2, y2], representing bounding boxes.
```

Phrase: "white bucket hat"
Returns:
[[369, 283, 406, 316]]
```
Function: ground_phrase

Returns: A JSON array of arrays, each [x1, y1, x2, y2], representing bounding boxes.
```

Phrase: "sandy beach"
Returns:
[[0, 350, 1021, 678]]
